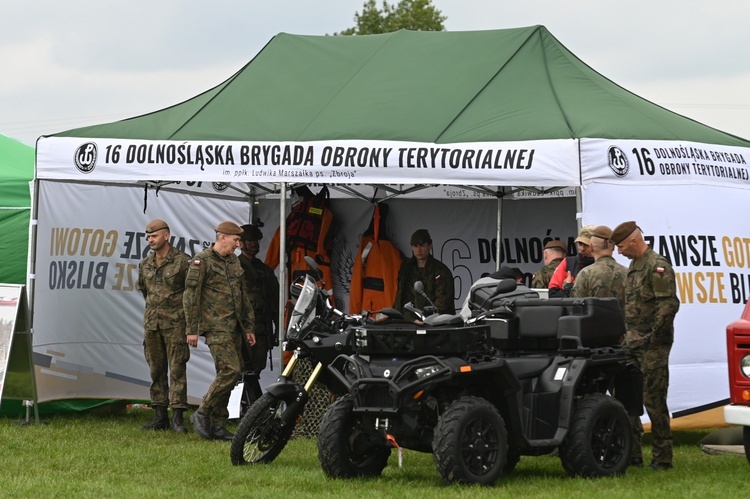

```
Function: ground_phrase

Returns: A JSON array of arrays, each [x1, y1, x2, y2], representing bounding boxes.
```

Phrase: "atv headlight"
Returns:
[[415, 364, 442, 380], [741, 355, 750, 378]]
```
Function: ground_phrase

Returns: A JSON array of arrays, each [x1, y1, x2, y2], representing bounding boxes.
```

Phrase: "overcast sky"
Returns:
[[2, 1, 749, 146]]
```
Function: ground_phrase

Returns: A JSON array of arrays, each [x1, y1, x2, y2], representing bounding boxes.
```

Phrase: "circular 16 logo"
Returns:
[[74, 143, 98, 173], [607, 146, 629, 178]]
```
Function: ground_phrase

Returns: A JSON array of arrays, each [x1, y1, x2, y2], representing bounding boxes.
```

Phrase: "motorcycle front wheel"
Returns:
[[230, 392, 299, 465]]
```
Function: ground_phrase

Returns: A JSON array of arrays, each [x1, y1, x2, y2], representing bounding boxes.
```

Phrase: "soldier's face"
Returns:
[[146, 229, 169, 252], [616, 238, 636, 260], [216, 234, 241, 256], [412, 242, 432, 263], [241, 239, 260, 258], [577, 242, 591, 257]]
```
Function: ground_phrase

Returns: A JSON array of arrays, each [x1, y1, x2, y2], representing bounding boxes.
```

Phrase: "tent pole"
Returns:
[[277, 182, 287, 368], [495, 192, 503, 272]]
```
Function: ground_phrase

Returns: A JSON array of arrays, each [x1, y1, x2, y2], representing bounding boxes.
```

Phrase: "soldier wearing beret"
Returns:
[[612, 221, 680, 470], [571, 225, 628, 313], [137, 219, 191, 433], [532, 239, 568, 288], [548, 225, 596, 297], [393, 229, 455, 322], [185, 221, 256, 441]]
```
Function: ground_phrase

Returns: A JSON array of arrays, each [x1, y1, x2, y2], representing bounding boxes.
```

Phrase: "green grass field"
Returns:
[[1, 408, 748, 498]]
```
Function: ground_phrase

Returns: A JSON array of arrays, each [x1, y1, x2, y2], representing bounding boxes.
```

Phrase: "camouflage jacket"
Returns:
[[183, 247, 255, 336], [239, 254, 280, 337], [571, 255, 628, 314], [137, 245, 190, 330], [394, 255, 454, 321], [531, 258, 563, 288], [623, 248, 680, 349]]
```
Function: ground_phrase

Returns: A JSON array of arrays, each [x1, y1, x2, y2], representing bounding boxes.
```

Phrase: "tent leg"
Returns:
[[277, 182, 287, 370]]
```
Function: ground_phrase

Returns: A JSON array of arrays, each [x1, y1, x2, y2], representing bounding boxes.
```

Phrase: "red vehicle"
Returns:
[[725, 299, 750, 463]]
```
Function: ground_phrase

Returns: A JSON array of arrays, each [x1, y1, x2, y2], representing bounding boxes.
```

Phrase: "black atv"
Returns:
[[317, 279, 642, 485]]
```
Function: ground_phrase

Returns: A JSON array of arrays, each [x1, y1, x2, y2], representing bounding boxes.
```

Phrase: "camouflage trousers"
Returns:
[[143, 326, 190, 409], [199, 331, 243, 427], [628, 343, 673, 464]]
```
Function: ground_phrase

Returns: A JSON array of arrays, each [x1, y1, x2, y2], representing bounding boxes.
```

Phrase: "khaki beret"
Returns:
[[591, 225, 613, 240], [145, 219, 169, 234], [574, 225, 596, 245], [215, 221, 243, 235], [544, 240, 568, 254], [611, 221, 638, 244], [410, 229, 432, 245]]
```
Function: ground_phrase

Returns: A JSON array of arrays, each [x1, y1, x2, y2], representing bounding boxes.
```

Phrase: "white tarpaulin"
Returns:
[[581, 137, 750, 418]]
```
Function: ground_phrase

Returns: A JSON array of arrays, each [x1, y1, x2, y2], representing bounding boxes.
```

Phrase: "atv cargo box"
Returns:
[[486, 297, 624, 350]]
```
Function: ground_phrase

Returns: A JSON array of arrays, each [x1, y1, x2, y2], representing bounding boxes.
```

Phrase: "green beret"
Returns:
[[544, 240, 568, 254], [591, 225, 613, 240], [145, 219, 169, 234], [611, 221, 638, 244], [215, 221, 243, 235]]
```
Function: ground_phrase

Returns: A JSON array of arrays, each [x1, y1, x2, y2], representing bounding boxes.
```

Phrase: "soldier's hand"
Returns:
[[246, 332, 256, 346], [564, 271, 574, 284], [187, 334, 199, 347]]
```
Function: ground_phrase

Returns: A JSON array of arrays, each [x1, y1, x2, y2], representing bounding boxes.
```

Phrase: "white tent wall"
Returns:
[[31, 180, 577, 405], [582, 182, 750, 417], [580, 137, 750, 418], [32, 180, 252, 404]]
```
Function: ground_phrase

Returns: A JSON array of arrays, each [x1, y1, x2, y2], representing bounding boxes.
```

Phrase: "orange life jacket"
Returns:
[[349, 203, 403, 315]]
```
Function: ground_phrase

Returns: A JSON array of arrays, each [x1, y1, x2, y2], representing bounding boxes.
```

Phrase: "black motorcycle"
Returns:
[[230, 257, 359, 465]]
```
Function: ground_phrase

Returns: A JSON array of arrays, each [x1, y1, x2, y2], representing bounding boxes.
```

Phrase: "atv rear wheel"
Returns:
[[559, 393, 632, 477], [433, 396, 508, 485], [230, 393, 297, 465], [317, 396, 391, 478]]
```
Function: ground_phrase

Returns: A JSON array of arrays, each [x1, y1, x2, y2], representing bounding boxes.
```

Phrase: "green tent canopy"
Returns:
[[53, 25, 750, 148], [0, 134, 33, 284]]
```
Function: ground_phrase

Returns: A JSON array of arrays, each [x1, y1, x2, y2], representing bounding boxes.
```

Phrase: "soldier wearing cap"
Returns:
[[571, 225, 628, 313], [185, 220, 256, 441], [238, 223, 279, 380], [548, 225, 596, 297], [612, 220, 679, 471], [137, 219, 191, 433], [393, 229, 455, 322], [532, 240, 568, 288]]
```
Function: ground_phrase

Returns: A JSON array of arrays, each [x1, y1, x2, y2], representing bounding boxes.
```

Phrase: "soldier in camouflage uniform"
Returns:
[[137, 219, 191, 433], [185, 221, 256, 441], [571, 225, 627, 313], [239, 224, 279, 374], [532, 240, 567, 288], [612, 221, 680, 471], [393, 229, 454, 322]]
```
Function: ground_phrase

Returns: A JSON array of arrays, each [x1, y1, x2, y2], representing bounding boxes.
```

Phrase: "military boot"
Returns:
[[171, 408, 188, 434], [190, 410, 213, 440], [140, 405, 169, 430], [211, 425, 234, 441]]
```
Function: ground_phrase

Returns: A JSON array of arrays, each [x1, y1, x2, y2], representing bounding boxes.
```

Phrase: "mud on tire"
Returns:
[[432, 395, 508, 485], [559, 393, 632, 477], [317, 395, 391, 478]]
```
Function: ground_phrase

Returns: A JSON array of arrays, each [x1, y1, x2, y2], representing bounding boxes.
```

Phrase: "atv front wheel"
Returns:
[[559, 393, 632, 477], [433, 396, 508, 485], [743, 426, 750, 465], [317, 396, 391, 478], [230, 393, 297, 465]]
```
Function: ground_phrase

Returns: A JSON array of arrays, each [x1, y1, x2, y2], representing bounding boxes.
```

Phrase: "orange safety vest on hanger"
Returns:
[[349, 203, 403, 315]]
